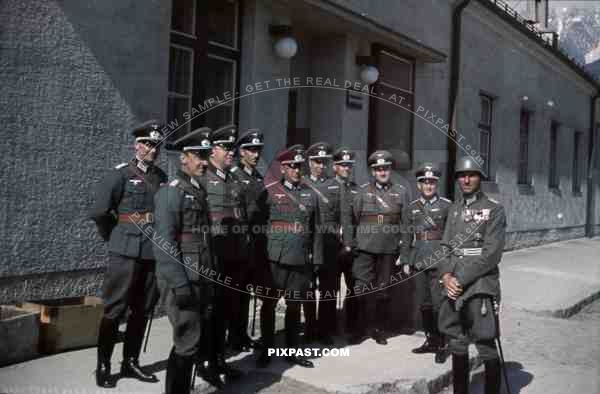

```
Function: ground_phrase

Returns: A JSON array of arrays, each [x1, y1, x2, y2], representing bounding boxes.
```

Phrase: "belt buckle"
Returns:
[[145, 212, 154, 224], [377, 214, 384, 225]]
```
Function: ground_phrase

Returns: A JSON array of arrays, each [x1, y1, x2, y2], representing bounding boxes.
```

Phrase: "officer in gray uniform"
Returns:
[[153, 127, 214, 394], [89, 120, 166, 387], [438, 156, 506, 394], [331, 147, 359, 337], [198, 125, 248, 382], [229, 128, 266, 350], [351, 150, 410, 345], [301, 141, 337, 345], [256, 145, 320, 368], [404, 163, 451, 361]]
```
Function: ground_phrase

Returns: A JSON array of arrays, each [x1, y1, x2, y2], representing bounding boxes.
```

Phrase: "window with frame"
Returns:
[[479, 94, 493, 179], [548, 121, 559, 189], [368, 46, 415, 170], [572, 131, 582, 194], [168, 0, 240, 140], [518, 109, 531, 185]]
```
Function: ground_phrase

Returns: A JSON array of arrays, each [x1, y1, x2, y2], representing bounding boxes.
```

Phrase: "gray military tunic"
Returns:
[[437, 191, 506, 359], [89, 159, 167, 319], [352, 181, 410, 256], [153, 171, 214, 356], [405, 195, 452, 312]]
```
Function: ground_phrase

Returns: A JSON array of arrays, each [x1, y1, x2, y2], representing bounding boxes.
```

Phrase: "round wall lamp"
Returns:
[[356, 55, 379, 85], [269, 25, 298, 59]]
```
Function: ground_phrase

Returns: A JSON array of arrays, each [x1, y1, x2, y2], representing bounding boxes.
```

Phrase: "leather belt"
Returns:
[[176, 232, 207, 242], [453, 247, 482, 256], [270, 221, 304, 234], [118, 211, 153, 224], [360, 214, 400, 225], [209, 207, 242, 222], [415, 230, 442, 240]]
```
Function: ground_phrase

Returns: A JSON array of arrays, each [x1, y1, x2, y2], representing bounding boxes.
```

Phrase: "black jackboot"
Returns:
[[196, 359, 225, 389], [120, 315, 158, 383], [216, 354, 243, 380], [165, 348, 194, 394], [484, 358, 502, 394], [413, 308, 443, 354], [452, 354, 469, 394], [96, 317, 117, 388]]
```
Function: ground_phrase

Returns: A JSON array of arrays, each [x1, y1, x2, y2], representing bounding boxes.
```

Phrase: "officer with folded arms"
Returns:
[[438, 156, 506, 394], [89, 120, 166, 387], [153, 127, 214, 394]]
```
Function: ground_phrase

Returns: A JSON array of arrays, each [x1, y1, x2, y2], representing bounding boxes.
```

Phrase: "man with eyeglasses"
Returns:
[[89, 120, 167, 387], [350, 150, 409, 346], [153, 127, 214, 394], [255, 145, 320, 368], [196, 125, 248, 386]]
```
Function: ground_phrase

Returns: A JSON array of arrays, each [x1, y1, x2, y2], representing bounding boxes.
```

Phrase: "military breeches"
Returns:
[[415, 268, 443, 313], [102, 254, 158, 320], [261, 262, 312, 349], [164, 284, 205, 357], [438, 296, 499, 360], [352, 252, 395, 333], [200, 285, 225, 361], [102, 254, 158, 359], [222, 257, 253, 341]]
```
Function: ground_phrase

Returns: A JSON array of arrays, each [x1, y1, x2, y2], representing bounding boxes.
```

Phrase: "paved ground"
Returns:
[[0, 237, 599, 394]]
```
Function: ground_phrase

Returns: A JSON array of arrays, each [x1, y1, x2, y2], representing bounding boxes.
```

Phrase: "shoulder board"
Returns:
[[230, 166, 239, 173], [409, 199, 420, 206], [265, 181, 279, 189], [440, 197, 452, 203], [488, 197, 500, 204], [360, 183, 369, 188], [169, 179, 180, 187], [115, 162, 128, 169]]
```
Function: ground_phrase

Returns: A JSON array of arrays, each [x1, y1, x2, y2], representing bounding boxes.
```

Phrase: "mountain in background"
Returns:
[[508, 0, 600, 76]]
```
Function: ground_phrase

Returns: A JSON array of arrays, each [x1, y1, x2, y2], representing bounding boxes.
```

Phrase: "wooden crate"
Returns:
[[0, 306, 40, 366], [20, 296, 103, 354]]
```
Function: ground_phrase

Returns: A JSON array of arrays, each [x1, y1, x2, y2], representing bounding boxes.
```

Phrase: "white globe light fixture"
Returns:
[[356, 55, 379, 85], [360, 65, 379, 85], [269, 25, 297, 60], [274, 36, 298, 59]]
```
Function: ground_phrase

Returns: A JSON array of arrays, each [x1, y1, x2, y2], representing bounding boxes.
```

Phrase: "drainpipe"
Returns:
[[446, 0, 472, 200], [585, 91, 599, 238]]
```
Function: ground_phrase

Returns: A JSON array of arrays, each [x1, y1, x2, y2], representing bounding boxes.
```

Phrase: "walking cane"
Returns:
[[492, 299, 512, 394], [143, 308, 154, 353]]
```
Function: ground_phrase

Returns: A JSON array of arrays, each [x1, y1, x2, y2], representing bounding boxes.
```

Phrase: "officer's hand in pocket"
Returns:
[[174, 285, 195, 309]]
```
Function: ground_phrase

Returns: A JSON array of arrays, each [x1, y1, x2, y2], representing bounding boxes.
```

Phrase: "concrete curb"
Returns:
[[524, 289, 600, 319]]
